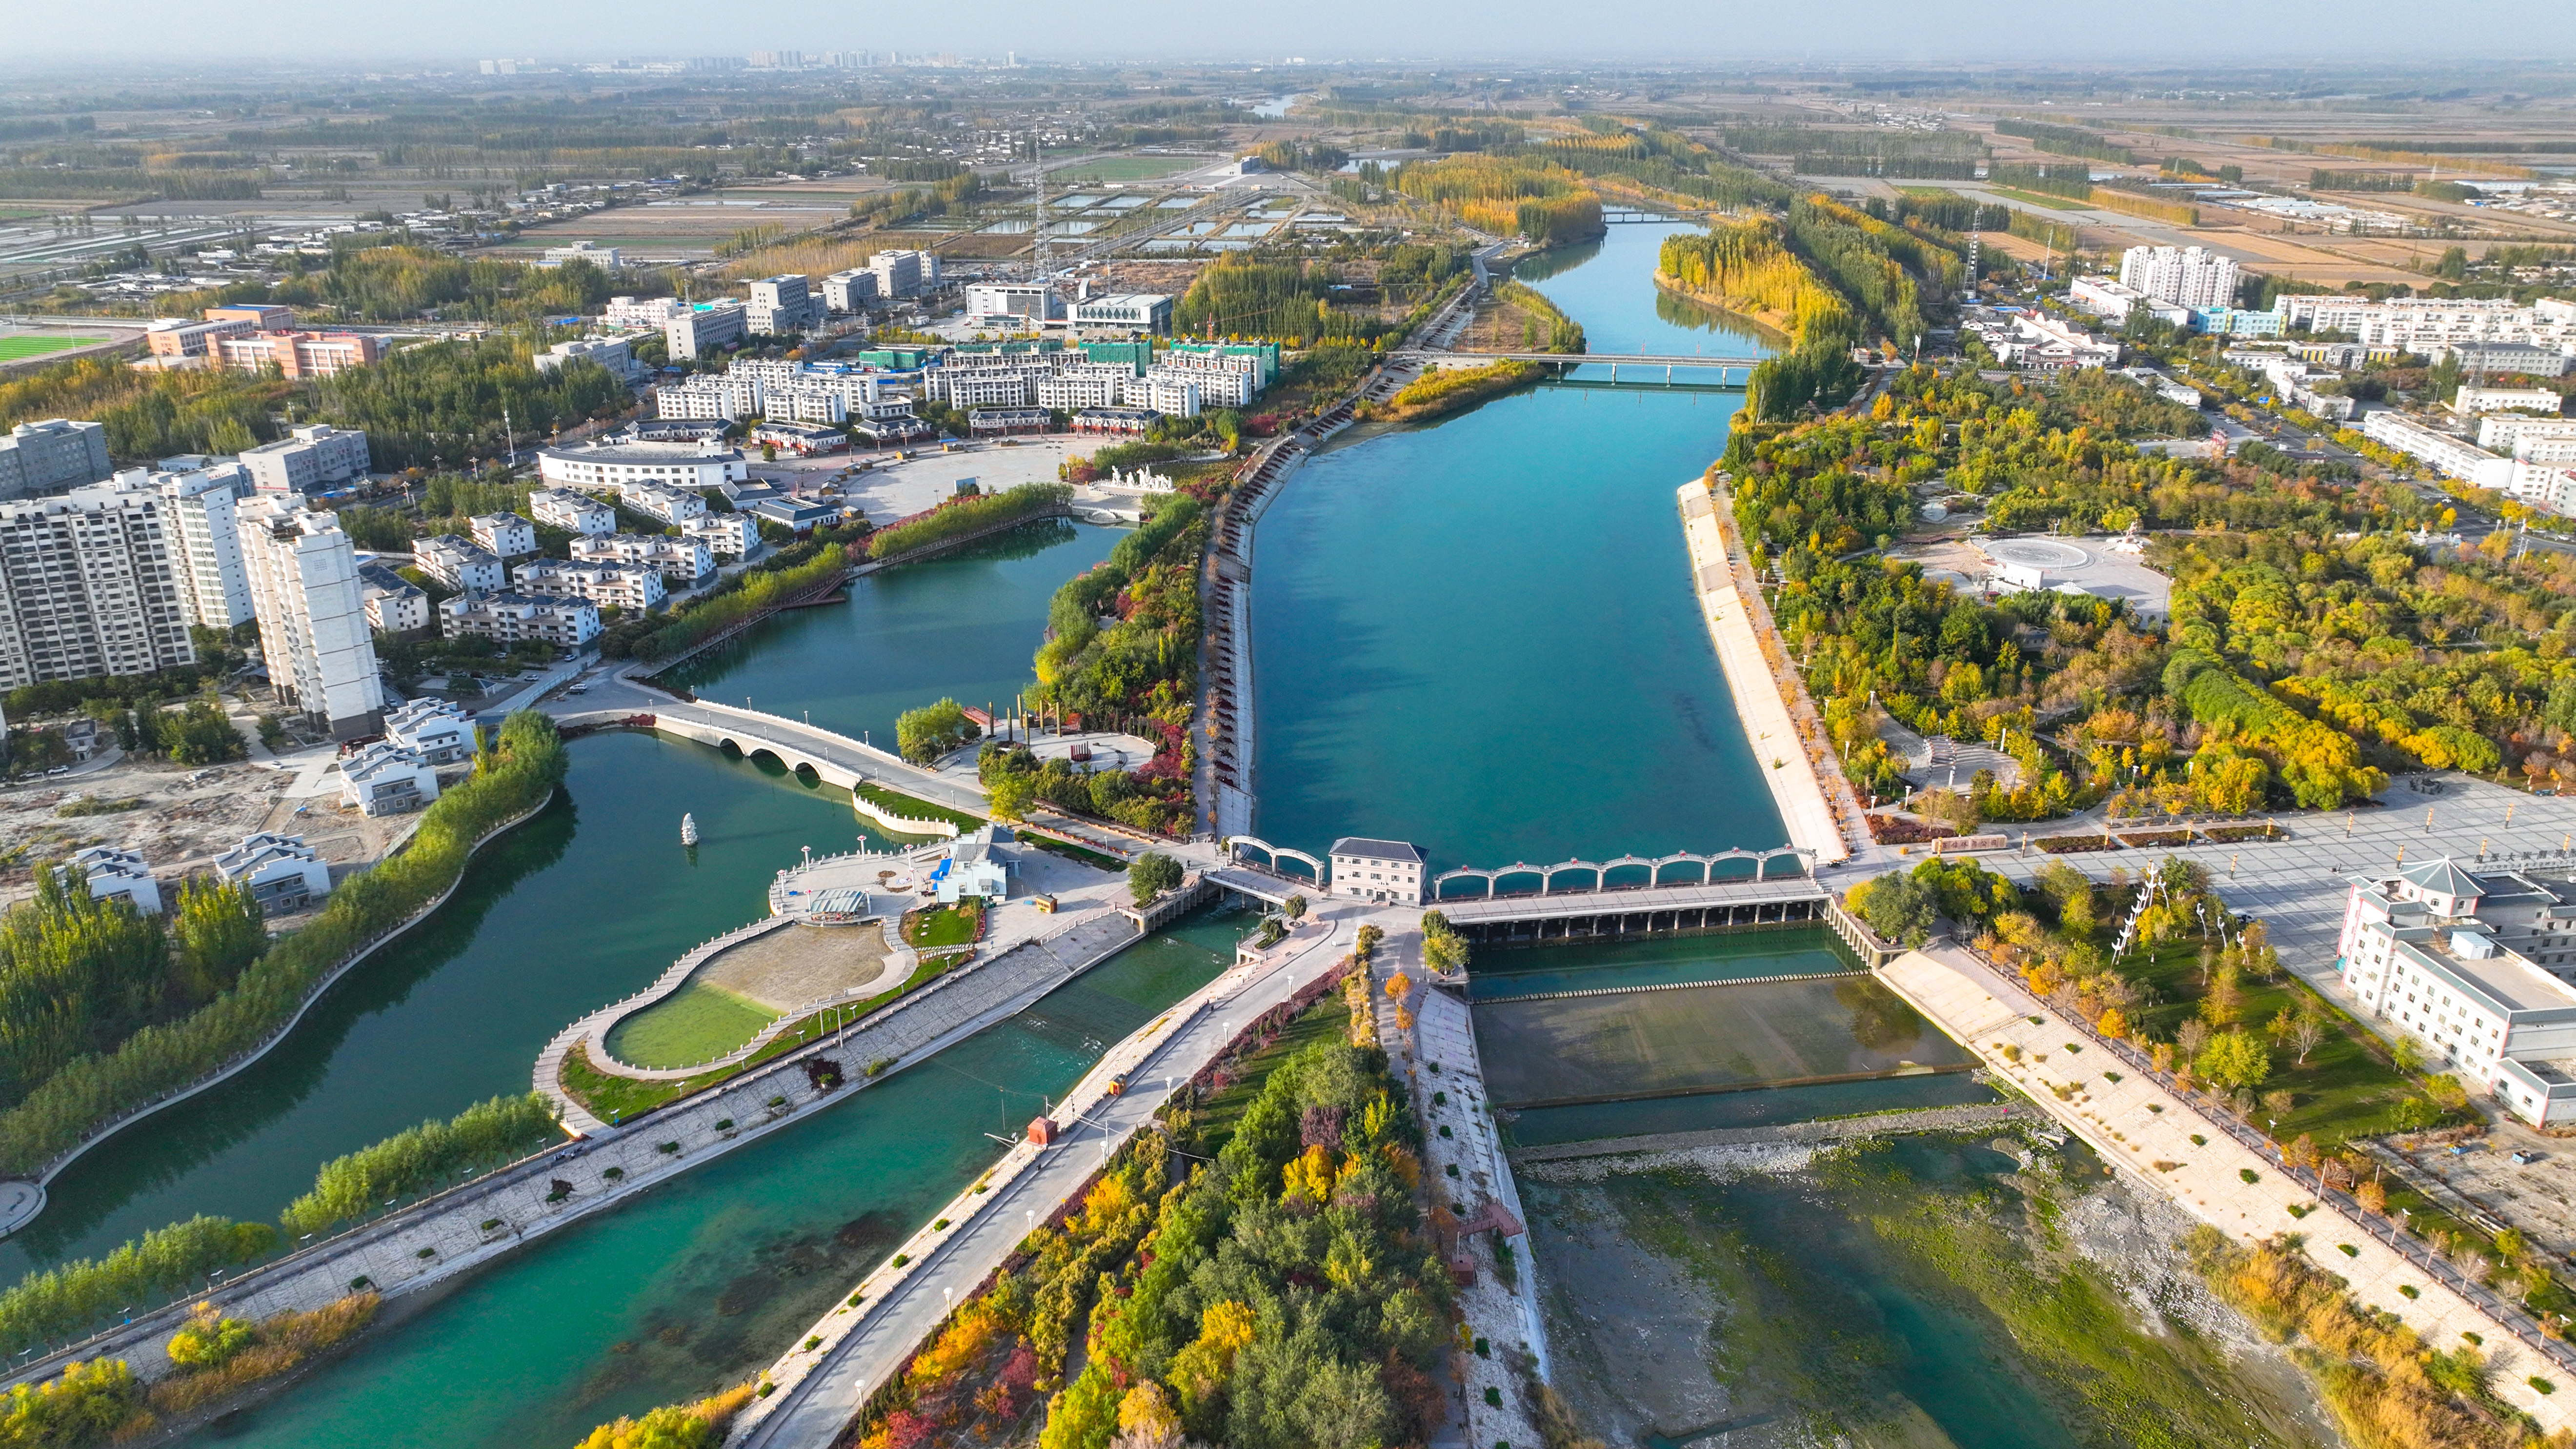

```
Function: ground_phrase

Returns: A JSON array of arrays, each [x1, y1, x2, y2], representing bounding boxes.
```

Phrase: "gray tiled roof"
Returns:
[[1331, 838, 1423, 864]]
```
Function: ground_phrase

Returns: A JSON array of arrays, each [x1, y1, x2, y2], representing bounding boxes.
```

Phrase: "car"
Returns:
[[43, 766, 67, 776], [2513, 1150, 2542, 1165]]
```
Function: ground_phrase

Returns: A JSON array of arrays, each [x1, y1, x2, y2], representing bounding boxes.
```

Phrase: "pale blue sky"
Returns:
[[12, 0, 2576, 64]]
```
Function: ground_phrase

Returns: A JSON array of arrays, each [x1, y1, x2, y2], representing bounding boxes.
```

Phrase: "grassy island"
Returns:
[[1362, 358, 1541, 423]]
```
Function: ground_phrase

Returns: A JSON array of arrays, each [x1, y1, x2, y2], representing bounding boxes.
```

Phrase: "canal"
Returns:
[[1246, 221, 1787, 868]]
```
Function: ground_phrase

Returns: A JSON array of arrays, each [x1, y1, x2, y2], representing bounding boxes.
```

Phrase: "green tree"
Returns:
[[0, 1358, 145, 1444], [1282, 894, 1307, 920], [894, 698, 977, 765], [1853, 872, 1939, 947], [170, 875, 265, 1005], [1128, 852, 1184, 906], [986, 772, 1037, 822], [2195, 1028, 2272, 1091]]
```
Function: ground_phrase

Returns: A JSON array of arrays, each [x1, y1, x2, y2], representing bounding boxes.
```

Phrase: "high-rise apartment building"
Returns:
[[137, 463, 255, 627], [0, 420, 113, 500], [2118, 245, 2241, 311], [236, 499, 383, 739], [0, 482, 198, 689]]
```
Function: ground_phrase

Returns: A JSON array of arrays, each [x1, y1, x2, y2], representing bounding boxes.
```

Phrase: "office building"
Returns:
[[537, 439, 747, 494], [235, 499, 383, 739], [340, 741, 441, 816], [2337, 859, 2576, 1125], [869, 249, 935, 301], [239, 425, 371, 497], [0, 483, 198, 690], [823, 269, 879, 313], [415, 535, 508, 594], [210, 330, 383, 379], [2119, 245, 2240, 310], [471, 513, 538, 559], [214, 833, 333, 911], [570, 532, 713, 580], [746, 275, 824, 336], [2190, 306, 2286, 337], [440, 591, 601, 648], [966, 282, 1064, 326], [1070, 293, 1173, 333], [138, 463, 255, 627], [527, 487, 617, 536], [513, 557, 666, 612], [684, 512, 760, 560], [539, 242, 621, 270], [0, 420, 112, 500], [665, 301, 749, 362]]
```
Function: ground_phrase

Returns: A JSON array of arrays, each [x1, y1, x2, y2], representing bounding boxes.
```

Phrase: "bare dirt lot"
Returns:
[[698, 923, 892, 1012]]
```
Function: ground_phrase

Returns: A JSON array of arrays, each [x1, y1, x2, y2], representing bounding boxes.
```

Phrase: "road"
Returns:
[[732, 910, 1359, 1449]]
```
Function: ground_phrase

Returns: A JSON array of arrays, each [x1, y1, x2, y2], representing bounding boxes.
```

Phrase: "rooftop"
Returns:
[[1331, 838, 1423, 863]]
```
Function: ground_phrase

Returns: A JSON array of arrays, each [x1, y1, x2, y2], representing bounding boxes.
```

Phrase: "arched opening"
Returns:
[[1491, 869, 1545, 899], [1654, 859, 1709, 886], [1600, 862, 1653, 891], [1760, 852, 1810, 879], [1544, 866, 1602, 894], [1707, 855, 1759, 884], [793, 762, 824, 789], [1436, 874, 1494, 901]]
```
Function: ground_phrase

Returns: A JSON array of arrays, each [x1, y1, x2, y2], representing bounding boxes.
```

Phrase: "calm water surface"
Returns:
[[1248, 222, 1784, 867]]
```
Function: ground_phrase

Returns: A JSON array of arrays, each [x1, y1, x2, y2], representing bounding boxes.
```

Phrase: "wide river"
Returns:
[[1249, 222, 1785, 868], [8, 218, 1835, 1445]]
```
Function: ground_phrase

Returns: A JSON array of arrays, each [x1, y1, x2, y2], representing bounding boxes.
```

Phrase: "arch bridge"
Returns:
[[1432, 847, 1810, 901], [1222, 834, 1328, 886]]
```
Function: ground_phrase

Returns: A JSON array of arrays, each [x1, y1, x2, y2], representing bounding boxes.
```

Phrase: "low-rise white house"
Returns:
[[527, 487, 617, 536], [571, 532, 713, 580], [684, 512, 760, 560], [1329, 838, 1425, 906], [514, 557, 667, 612], [214, 832, 333, 911], [470, 512, 538, 559], [416, 534, 507, 594], [340, 741, 441, 816], [931, 828, 1012, 904], [384, 697, 475, 764], [70, 845, 161, 914], [622, 482, 708, 525], [441, 591, 602, 648], [2338, 858, 2576, 1125]]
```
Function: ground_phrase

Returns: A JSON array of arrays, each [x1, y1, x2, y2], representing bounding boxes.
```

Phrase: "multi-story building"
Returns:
[[766, 384, 850, 425], [535, 334, 647, 382], [2364, 411, 2513, 490], [2069, 278, 2190, 328], [664, 301, 748, 362], [1037, 363, 1142, 410], [70, 845, 161, 914], [527, 487, 617, 535], [1155, 350, 1267, 405], [239, 425, 371, 497], [210, 330, 383, 378], [623, 482, 708, 525], [969, 407, 1050, 437], [655, 376, 749, 422], [139, 463, 255, 627], [823, 268, 879, 313], [1070, 293, 1172, 333], [746, 275, 823, 336], [470, 512, 538, 559], [1328, 838, 1425, 906], [2190, 306, 2286, 337], [144, 316, 257, 362], [2480, 416, 2576, 464], [440, 591, 601, 648], [539, 242, 621, 270], [869, 249, 934, 301], [235, 499, 383, 739], [537, 439, 747, 495], [965, 282, 1064, 326], [340, 741, 441, 816], [513, 557, 666, 612], [358, 561, 429, 635], [0, 483, 198, 689], [938, 369, 1035, 408], [749, 420, 847, 455], [1139, 372, 1202, 417], [215, 832, 332, 911], [570, 531, 713, 580], [2118, 244, 2240, 310], [384, 697, 475, 763], [0, 420, 112, 500], [1167, 342, 1280, 390], [603, 296, 689, 329], [2336, 859, 2576, 1125], [2446, 342, 2571, 379], [1072, 407, 1157, 438], [684, 511, 760, 560], [415, 534, 508, 594], [2455, 386, 2565, 416], [2272, 295, 2576, 355]]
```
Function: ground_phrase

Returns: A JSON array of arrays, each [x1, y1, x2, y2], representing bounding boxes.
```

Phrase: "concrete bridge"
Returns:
[[1432, 846, 1811, 900], [1433, 873, 1831, 945], [1389, 349, 1767, 387]]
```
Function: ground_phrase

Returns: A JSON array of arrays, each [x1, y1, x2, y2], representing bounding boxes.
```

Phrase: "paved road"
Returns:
[[735, 912, 1359, 1449]]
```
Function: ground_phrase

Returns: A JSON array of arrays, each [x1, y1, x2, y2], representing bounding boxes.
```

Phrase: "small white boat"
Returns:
[[680, 813, 699, 846]]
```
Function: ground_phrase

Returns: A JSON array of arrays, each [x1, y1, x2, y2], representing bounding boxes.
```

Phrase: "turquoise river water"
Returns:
[[1248, 222, 1786, 869]]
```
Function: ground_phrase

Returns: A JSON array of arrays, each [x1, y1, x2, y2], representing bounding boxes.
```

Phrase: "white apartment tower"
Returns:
[[0, 483, 199, 689], [237, 499, 384, 739], [2119, 245, 2240, 311], [141, 464, 255, 627]]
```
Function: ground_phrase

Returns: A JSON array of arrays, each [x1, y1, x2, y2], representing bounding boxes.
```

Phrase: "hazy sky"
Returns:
[[14, 0, 2576, 64]]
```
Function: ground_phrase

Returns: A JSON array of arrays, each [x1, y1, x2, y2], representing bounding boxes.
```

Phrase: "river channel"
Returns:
[[1247, 221, 1787, 869]]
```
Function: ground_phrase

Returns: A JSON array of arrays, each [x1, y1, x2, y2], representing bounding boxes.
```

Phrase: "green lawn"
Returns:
[[903, 901, 984, 948], [604, 981, 779, 1069], [1191, 994, 1348, 1159], [855, 781, 983, 832], [1984, 185, 2092, 212], [2122, 935, 2426, 1150], [0, 335, 105, 362]]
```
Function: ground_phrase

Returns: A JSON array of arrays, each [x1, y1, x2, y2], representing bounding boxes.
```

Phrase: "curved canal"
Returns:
[[1247, 221, 1787, 869]]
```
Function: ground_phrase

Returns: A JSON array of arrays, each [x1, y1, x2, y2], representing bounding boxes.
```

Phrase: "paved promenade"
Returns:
[[1677, 481, 1859, 867], [729, 914, 1359, 1449], [1879, 945, 2576, 1434]]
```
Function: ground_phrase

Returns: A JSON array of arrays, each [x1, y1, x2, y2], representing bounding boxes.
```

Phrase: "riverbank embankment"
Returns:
[[1877, 943, 2576, 1435], [1676, 481, 1858, 866], [726, 914, 1354, 1449]]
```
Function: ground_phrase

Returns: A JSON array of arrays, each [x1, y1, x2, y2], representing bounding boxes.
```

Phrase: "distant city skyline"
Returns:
[[10, 0, 2576, 65]]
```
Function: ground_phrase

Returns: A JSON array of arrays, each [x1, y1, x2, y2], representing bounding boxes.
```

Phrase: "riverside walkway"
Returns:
[[1877, 944, 2576, 1435], [727, 913, 1360, 1449]]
